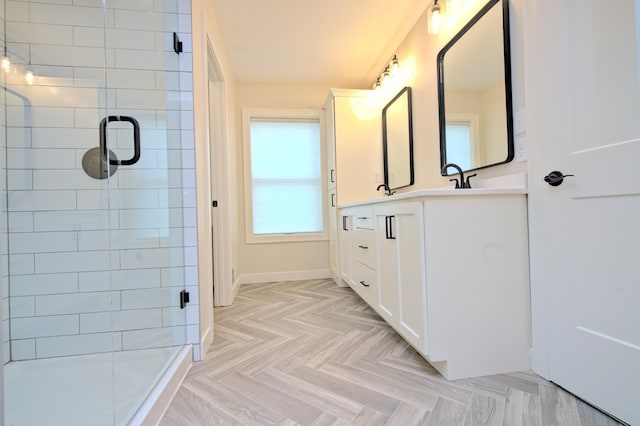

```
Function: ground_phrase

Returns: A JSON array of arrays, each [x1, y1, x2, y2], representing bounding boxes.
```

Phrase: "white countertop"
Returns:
[[339, 186, 528, 208]]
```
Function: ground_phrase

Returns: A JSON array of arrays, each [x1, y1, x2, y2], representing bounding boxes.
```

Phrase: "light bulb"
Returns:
[[1, 56, 10, 72], [391, 55, 400, 77], [381, 66, 390, 89], [25, 70, 34, 85], [428, 1, 442, 35], [374, 77, 382, 91]]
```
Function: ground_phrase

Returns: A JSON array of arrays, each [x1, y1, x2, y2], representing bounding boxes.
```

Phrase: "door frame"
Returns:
[[523, 0, 554, 380], [206, 38, 233, 308]]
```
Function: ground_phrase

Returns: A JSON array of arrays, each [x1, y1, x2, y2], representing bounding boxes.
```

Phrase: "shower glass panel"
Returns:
[[1, 0, 196, 424]]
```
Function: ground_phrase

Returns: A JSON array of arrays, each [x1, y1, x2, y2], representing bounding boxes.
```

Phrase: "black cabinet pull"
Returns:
[[342, 216, 348, 231], [385, 215, 396, 240], [357, 216, 369, 220], [358, 244, 368, 250], [359, 280, 370, 287], [331, 193, 336, 207], [330, 169, 335, 183]]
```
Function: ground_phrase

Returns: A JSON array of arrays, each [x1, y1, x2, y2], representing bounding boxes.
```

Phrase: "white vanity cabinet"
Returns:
[[373, 202, 428, 353], [345, 207, 378, 307], [338, 189, 531, 380], [420, 194, 531, 379], [325, 89, 382, 285]]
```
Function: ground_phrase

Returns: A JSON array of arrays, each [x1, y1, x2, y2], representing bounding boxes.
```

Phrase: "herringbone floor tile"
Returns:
[[160, 279, 622, 426]]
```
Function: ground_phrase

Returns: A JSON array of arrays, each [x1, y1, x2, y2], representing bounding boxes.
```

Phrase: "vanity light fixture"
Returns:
[[428, 0, 443, 35], [372, 55, 402, 94]]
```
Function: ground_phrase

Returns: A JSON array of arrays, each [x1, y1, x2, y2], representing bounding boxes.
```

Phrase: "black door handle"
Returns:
[[100, 116, 141, 166], [544, 170, 574, 186]]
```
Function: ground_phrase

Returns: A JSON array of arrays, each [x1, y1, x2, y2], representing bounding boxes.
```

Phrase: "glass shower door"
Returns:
[[1, 0, 194, 424], [100, 0, 193, 421]]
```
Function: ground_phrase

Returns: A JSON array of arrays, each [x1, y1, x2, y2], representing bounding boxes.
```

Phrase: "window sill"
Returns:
[[245, 232, 329, 245]]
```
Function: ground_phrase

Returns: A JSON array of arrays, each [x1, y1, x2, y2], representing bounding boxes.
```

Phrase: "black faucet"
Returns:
[[441, 163, 476, 189], [377, 183, 395, 196]]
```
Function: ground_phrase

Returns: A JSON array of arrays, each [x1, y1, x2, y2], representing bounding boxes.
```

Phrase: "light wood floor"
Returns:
[[160, 279, 622, 426]]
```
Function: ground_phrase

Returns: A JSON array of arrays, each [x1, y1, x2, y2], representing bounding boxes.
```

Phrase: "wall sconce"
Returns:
[[428, 0, 444, 35]]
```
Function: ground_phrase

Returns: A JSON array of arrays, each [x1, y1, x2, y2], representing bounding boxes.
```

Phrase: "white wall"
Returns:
[[235, 83, 332, 283]]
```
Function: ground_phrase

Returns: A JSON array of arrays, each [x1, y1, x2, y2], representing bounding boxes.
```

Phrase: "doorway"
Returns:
[[206, 39, 233, 308]]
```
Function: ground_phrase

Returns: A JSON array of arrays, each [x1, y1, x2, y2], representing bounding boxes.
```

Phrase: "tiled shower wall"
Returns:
[[1, 3, 9, 364], [2, 0, 199, 362]]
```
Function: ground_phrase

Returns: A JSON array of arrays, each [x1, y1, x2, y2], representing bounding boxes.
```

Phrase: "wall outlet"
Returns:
[[514, 135, 527, 162]]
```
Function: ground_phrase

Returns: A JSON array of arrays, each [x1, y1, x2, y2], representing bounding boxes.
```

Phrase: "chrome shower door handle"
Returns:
[[100, 115, 141, 166]]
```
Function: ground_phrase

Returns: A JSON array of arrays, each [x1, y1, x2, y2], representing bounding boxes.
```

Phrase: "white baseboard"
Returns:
[[132, 345, 193, 426], [238, 269, 331, 285], [195, 326, 213, 362]]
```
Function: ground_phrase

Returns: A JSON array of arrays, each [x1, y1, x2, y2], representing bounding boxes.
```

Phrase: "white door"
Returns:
[[526, 1, 640, 424]]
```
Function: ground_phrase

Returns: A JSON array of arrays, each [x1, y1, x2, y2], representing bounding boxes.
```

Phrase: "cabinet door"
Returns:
[[374, 208, 399, 324], [328, 189, 340, 284], [338, 210, 351, 283], [375, 202, 427, 353], [326, 98, 337, 190]]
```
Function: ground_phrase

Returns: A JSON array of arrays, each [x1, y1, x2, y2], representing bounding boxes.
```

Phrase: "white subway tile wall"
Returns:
[[3, 0, 197, 362], [1, 9, 9, 363]]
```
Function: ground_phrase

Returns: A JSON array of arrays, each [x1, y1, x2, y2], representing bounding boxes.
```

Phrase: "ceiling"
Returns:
[[210, 0, 428, 88]]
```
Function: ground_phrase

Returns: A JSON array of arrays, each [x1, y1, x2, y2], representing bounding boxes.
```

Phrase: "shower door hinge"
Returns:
[[173, 32, 183, 54], [179, 290, 190, 309], [212, 200, 218, 207]]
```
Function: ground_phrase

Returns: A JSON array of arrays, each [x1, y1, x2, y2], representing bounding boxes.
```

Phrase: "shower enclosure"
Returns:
[[1, 0, 198, 424]]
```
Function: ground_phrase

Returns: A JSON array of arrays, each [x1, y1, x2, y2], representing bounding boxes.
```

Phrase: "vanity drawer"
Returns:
[[352, 229, 375, 269], [350, 260, 377, 304], [352, 207, 374, 230]]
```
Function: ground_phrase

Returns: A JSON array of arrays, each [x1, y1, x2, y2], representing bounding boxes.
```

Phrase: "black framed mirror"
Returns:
[[437, 0, 513, 176], [382, 86, 414, 190]]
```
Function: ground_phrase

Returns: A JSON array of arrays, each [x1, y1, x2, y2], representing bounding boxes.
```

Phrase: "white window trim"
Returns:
[[242, 108, 328, 244]]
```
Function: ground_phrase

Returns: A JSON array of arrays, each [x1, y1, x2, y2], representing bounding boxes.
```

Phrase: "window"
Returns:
[[445, 113, 480, 171], [243, 108, 326, 243]]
